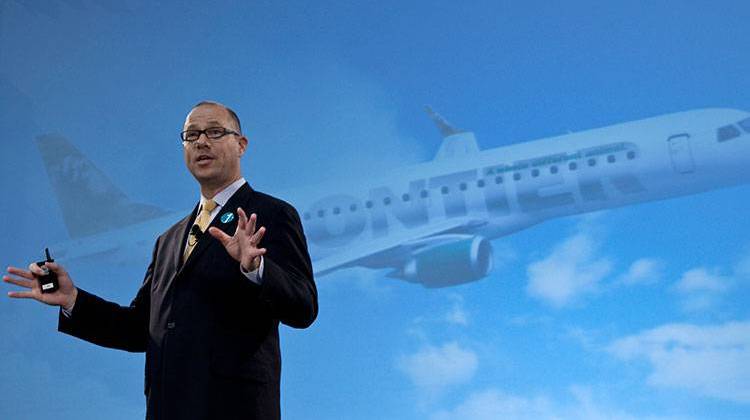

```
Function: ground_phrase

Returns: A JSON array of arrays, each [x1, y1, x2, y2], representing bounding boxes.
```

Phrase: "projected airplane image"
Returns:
[[37, 107, 750, 288]]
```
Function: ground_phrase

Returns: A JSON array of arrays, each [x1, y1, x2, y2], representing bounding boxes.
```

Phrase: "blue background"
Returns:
[[1, 1, 749, 419]]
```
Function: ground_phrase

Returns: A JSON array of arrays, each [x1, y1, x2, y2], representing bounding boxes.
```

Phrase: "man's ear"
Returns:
[[237, 135, 248, 156]]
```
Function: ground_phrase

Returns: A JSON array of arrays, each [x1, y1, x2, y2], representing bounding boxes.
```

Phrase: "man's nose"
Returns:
[[194, 133, 211, 148]]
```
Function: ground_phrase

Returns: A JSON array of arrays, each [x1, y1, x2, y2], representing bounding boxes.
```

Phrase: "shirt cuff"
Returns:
[[240, 256, 264, 285]]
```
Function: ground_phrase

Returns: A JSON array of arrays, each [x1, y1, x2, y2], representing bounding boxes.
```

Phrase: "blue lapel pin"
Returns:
[[220, 212, 235, 224]]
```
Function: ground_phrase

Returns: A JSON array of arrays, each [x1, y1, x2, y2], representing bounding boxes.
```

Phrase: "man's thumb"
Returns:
[[208, 227, 230, 244]]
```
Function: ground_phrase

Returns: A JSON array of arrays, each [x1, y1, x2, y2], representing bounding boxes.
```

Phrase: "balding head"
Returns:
[[191, 100, 242, 133]]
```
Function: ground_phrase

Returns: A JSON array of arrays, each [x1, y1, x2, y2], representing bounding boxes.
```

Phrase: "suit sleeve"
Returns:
[[57, 238, 156, 352], [253, 203, 318, 329]]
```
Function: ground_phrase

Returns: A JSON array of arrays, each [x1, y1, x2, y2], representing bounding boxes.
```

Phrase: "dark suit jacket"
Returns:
[[59, 183, 318, 420]]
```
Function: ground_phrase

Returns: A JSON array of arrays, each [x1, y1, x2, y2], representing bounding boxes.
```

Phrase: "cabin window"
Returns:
[[569, 162, 578, 170], [349, 204, 357, 212], [626, 151, 636, 160], [607, 155, 616, 163], [550, 165, 558, 174], [332, 207, 340, 215], [718, 124, 741, 142], [441, 186, 450, 194], [513, 172, 521, 181], [531, 169, 540, 177], [459, 182, 467, 191], [495, 176, 503, 184], [477, 179, 485, 187], [383, 197, 392, 205], [420, 190, 429, 198]]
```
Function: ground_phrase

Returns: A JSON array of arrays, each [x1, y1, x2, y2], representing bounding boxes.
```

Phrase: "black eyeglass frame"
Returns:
[[180, 127, 240, 143]]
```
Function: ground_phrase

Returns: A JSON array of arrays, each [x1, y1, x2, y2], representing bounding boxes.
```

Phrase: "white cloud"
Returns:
[[618, 258, 663, 285], [445, 305, 469, 326], [674, 268, 730, 293], [607, 320, 750, 403], [673, 267, 731, 312], [404, 294, 470, 342], [430, 386, 684, 420], [398, 342, 478, 396], [430, 388, 555, 420], [445, 294, 469, 326], [526, 233, 613, 307]]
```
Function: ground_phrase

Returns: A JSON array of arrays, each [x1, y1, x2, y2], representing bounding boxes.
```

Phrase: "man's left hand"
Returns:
[[209, 208, 266, 271]]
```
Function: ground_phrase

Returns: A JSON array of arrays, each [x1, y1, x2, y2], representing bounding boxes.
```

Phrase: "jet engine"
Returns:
[[393, 236, 493, 287]]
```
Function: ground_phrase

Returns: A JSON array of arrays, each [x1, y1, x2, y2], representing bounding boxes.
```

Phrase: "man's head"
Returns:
[[182, 101, 248, 195]]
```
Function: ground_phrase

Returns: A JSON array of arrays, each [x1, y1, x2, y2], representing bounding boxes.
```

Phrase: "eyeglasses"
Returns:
[[180, 127, 239, 143]]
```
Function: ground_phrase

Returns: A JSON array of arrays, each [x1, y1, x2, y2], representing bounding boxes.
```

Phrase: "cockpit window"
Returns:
[[739, 117, 750, 133], [717, 125, 741, 142]]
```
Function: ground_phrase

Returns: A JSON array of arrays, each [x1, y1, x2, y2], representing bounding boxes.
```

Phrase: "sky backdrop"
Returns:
[[1, 1, 749, 419]]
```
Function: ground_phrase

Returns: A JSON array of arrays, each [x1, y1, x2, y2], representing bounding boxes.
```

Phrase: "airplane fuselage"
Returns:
[[293, 108, 750, 270]]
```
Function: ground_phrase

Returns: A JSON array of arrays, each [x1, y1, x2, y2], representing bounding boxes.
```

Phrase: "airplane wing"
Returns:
[[312, 217, 487, 276]]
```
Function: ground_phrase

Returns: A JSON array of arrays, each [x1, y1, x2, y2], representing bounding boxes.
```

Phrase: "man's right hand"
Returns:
[[4, 262, 78, 311]]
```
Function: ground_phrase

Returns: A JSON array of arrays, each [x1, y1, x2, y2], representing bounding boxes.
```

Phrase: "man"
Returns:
[[4, 101, 318, 419]]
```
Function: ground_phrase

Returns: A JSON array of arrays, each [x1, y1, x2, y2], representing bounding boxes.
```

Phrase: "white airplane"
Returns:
[[38, 107, 750, 287]]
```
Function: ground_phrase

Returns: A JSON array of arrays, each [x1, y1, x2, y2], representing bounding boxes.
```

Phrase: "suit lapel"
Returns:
[[180, 182, 253, 271]]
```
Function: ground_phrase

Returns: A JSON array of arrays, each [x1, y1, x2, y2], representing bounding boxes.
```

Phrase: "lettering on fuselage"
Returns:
[[304, 142, 645, 248]]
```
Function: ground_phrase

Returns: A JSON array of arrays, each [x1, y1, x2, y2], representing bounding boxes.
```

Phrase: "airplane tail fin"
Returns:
[[425, 105, 464, 137], [36, 134, 169, 238], [424, 106, 481, 160]]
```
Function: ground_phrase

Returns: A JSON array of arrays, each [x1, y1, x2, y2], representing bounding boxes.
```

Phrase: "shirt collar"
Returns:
[[200, 177, 246, 209]]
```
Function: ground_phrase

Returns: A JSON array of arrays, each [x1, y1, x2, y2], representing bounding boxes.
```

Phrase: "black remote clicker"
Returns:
[[35, 248, 59, 294]]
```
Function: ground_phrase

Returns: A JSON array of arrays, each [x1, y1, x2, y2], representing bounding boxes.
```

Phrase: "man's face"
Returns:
[[183, 104, 247, 190]]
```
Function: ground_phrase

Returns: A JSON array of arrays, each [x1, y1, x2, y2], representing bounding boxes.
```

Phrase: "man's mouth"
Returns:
[[196, 155, 214, 163]]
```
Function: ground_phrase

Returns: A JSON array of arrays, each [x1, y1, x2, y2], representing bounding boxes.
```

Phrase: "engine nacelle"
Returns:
[[394, 236, 493, 288]]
